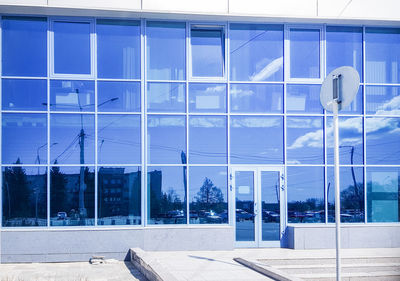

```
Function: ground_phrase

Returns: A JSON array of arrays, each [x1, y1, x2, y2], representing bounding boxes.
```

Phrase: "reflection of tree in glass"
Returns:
[[50, 161, 67, 217], [195, 178, 224, 212]]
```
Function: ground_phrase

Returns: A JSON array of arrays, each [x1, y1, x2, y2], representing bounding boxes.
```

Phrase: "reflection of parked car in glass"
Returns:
[[262, 210, 279, 222], [189, 210, 199, 220], [57, 212, 67, 220], [236, 209, 254, 221], [167, 210, 184, 218]]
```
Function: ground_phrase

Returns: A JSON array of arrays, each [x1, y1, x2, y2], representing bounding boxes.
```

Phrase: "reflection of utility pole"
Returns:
[[339, 145, 361, 207], [181, 151, 187, 211]]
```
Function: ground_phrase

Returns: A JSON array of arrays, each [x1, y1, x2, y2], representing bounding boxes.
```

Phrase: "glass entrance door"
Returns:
[[233, 167, 284, 247]]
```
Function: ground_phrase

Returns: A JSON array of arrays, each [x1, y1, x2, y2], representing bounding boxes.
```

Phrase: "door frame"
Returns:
[[231, 166, 285, 248]]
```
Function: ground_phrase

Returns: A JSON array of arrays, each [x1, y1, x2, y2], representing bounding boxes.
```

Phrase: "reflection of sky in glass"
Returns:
[[147, 115, 186, 164], [326, 117, 363, 165], [366, 28, 400, 84], [50, 114, 95, 164], [2, 79, 47, 111], [327, 167, 364, 223], [286, 117, 324, 164], [366, 86, 400, 115], [191, 29, 224, 77], [230, 116, 283, 164], [98, 81, 140, 112], [147, 82, 185, 112], [230, 24, 283, 82], [2, 16, 47, 77], [326, 26, 363, 81], [230, 84, 283, 113], [97, 19, 140, 79], [2, 113, 47, 164], [50, 80, 95, 112], [189, 116, 227, 164], [54, 21, 91, 75], [147, 21, 186, 80], [189, 83, 226, 113], [366, 117, 400, 164], [286, 84, 322, 113], [290, 29, 320, 79], [98, 115, 141, 164]]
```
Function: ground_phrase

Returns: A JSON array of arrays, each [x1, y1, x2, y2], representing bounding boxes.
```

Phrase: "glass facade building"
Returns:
[[0, 15, 399, 250]]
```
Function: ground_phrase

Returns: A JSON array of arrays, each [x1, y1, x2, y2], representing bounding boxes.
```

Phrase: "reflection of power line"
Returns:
[[230, 30, 268, 54]]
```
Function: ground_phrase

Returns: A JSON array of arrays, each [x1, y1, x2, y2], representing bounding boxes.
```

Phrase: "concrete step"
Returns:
[[281, 264, 400, 274], [259, 257, 400, 266], [296, 271, 400, 281]]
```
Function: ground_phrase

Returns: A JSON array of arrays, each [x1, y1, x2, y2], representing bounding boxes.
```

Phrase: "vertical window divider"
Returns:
[[94, 19, 98, 227], [46, 17, 51, 228], [185, 21, 190, 225], [323, 24, 328, 224], [142, 19, 147, 227], [362, 25, 367, 224], [226, 21, 232, 226], [283, 23, 289, 228], [0, 16, 3, 230]]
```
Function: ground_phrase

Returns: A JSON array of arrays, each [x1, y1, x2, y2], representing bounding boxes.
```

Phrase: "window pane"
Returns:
[[286, 84, 322, 113], [147, 82, 185, 113], [2, 79, 47, 111], [97, 20, 140, 79], [50, 114, 95, 164], [148, 166, 187, 224], [230, 116, 283, 164], [287, 166, 325, 223], [54, 21, 91, 75], [98, 115, 141, 164], [366, 28, 400, 84], [98, 166, 141, 225], [327, 167, 365, 223], [326, 117, 363, 165], [189, 116, 227, 164], [286, 117, 324, 164], [230, 24, 283, 81], [2, 113, 47, 164], [366, 86, 400, 115], [50, 80, 95, 112], [191, 28, 224, 77], [367, 167, 400, 223], [189, 166, 228, 224], [2, 16, 47, 77], [50, 166, 95, 226], [230, 84, 283, 113], [328, 86, 363, 115], [147, 22, 185, 80], [147, 116, 186, 164], [366, 117, 400, 165], [290, 28, 320, 79], [326, 26, 363, 81], [189, 83, 226, 113], [2, 166, 47, 227], [98, 81, 140, 112]]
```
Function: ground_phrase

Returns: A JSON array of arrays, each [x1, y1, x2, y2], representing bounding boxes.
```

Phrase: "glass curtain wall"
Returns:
[[1, 16, 400, 227]]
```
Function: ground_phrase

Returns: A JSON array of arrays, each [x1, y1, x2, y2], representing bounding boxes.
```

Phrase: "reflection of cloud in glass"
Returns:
[[189, 117, 225, 128], [230, 87, 254, 98], [203, 85, 226, 94], [250, 57, 283, 81], [288, 129, 323, 150], [230, 117, 280, 128], [148, 116, 185, 127], [326, 117, 363, 148], [375, 95, 400, 115]]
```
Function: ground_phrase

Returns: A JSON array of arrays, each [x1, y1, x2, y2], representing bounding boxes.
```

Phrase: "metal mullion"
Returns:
[[94, 21, 98, 227], [142, 19, 147, 227], [97, 78, 141, 82], [229, 81, 284, 85], [229, 113, 286, 116], [146, 112, 186, 116], [0, 16, 2, 235], [1, 76, 47, 80], [94, 163, 142, 167], [47, 18, 51, 228], [147, 79, 186, 83], [2, 110, 48, 114], [364, 82, 400, 86], [97, 112, 141, 115], [187, 113, 228, 116], [49, 76, 96, 81], [226, 22, 231, 227], [185, 21, 190, 225], [146, 164, 187, 167], [362, 26, 367, 224], [49, 164, 96, 167], [49, 111, 95, 115], [323, 24, 328, 224]]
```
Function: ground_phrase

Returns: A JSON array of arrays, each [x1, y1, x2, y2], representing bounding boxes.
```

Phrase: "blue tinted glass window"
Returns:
[[230, 84, 283, 113], [290, 28, 320, 79], [366, 117, 400, 165], [230, 116, 283, 164], [50, 114, 95, 164], [326, 117, 363, 165], [54, 21, 91, 75], [366, 28, 400, 84], [286, 117, 324, 164], [98, 166, 141, 225], [328, 86, 363, 115], [191, 28, 224, 77], [2, 113, 47, 164], [230, 24, 283, 81], [326, 26, 363, 81], [147, 83, 186, 113], [366, 86, 400, 115], [98, 115, 141, 164], [327, 167, 365, 223], [2, 79, 47, 111], [50, 80, 95, 112], [287, 166, 325, 223], [286, 84, 322, 113], [148, 166, 187, 224], [147, 22, 186, 80], [189, 116, 227, 164], [2, 16, 47, 77], [189, 84, 226, 113], [147, 116, 186, 164], [98, 81, 140, 112], [189, 166, 228, 224], [2, 166, 47, 227], [97, 20, 140, 79], [367, 167, 400, 223], [50, 166, 95, 226]]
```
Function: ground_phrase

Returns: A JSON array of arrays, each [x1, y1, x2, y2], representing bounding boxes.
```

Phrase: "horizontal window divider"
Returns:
[[96, 78, 141, 82], [189, 78, 227, 83], [97, 164, 142, 166], [187, 164, 228, 166], [97, 112, 142, 115], [229, 113, 284, 116], [49, 75, 95, 80], [49, 111, 96, 114], [364, 115, 400, 118], [188, 113, 228, 116], [146, 80, 187, 83], [285, 164, 326, 167], [146, 164, 188, 166], [1, 76, 48, 80], [47, 164, 96, 167], [229, 81, 284, 84], [1, 110, 48, 114], [1, 164, 50, 167], [146, 112, 187, 115], [364, 83, 400, 86], [324, 164, 365, 167]]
